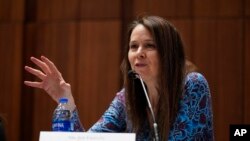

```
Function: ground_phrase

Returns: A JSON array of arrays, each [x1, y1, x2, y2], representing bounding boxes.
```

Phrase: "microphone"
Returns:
[[128, 70, 159, 141]]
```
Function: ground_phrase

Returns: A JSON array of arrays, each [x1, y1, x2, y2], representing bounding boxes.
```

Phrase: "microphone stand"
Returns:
[[128, 70, 159, 141]]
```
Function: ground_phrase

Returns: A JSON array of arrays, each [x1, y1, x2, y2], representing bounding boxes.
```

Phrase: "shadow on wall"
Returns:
[[0, 115, 6, 141]]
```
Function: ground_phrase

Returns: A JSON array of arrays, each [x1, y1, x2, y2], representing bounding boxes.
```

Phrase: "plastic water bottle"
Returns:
[[52, 98, 72, 131]]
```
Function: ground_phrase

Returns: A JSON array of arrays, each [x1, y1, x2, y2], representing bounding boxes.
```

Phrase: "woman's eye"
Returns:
[[146, 43, 155, 48], [129, 44, 138, 49]]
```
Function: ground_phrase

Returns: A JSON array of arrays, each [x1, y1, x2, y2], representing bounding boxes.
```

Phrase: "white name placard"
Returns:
[[39, 131, 136, 141]]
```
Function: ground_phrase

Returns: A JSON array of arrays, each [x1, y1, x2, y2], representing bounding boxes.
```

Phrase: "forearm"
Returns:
[[70, 89, 126, 132]]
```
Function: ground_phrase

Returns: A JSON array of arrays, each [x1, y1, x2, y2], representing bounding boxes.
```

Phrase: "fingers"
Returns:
[[24, 81, 43, 89], [41, 56, 61, 76], [25, 66, 46, 80], [30, 57, 50, 74]]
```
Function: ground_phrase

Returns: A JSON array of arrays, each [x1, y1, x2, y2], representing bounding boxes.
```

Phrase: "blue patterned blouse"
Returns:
[[71, 72, 214, 140]]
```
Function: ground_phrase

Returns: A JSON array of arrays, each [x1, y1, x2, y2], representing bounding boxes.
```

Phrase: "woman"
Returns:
[[24, 15, 214, 140]]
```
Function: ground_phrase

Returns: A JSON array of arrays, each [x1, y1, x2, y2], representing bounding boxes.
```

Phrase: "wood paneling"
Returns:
[[217, 0, 242, 17], [194, 0, 242, 17], [193, 0, 217, 17], [133, 0, 192, 17], [80, 0, 121, 18], [77, 20, 121, 129], [37, 0, 80, 21], [0, 0, 24, 22], [193, 20, 217, 83], [0, 24, 23, 141], [244, 20, 250, 123], [216, 20, 243, 141], [246, 0, 250, 16], [36, 0, 51, 21], [31, 0, 122, 21], [170, 20, 193, 59]]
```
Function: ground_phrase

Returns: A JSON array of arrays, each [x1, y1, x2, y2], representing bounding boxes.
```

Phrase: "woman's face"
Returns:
[[128, 24, 159, 82]]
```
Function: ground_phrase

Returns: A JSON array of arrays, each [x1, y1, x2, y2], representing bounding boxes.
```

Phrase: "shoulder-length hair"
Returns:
[[121, 15, 186, 140]]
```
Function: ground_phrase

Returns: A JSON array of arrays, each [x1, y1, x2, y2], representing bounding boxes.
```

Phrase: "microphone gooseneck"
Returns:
[[128, 70, 159, 141]]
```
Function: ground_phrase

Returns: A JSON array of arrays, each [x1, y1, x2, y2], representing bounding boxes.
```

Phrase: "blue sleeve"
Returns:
[[88, 90, 127, 132], [71, 90, 126, 132], [71, 108, 84, 131], [169, 72, 214, 140]]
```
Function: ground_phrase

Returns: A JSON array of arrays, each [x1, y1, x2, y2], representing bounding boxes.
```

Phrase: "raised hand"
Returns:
[[24, 56, 76, 110]]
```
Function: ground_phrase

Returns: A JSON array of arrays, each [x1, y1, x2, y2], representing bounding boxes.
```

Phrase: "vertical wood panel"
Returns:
[[10, 0, 25, 21], [193, 20, 217, 84], [194, 0, 242, 17], [193, 0, 217, 17], [0, 24, 23, 141], [50, 0, 69, 20], [37, 0, 80, 21], [246, 0, 250, 16], [37, 0, 51, 21], [77, 20, 121, 129], [133, 0, 148, 16], [0, 0, 24, 21], [174, 0, 192, 17], [133, 0, 192, 17], [171, 20, 193, 59], [218, 0, 242, 17], [216, 20, 243, 141], [64, 0, 80, 20], [244, 20, 250, 123], [0, 0, 11, 21], [80, 0, 121, 18], [21, 24, 37, 141], [50, 0, 79, 20]]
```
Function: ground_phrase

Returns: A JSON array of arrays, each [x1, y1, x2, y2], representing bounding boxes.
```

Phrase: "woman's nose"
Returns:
[[136, 46, 146, 59]]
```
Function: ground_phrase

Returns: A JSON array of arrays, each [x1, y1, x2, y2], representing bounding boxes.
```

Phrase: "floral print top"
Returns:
[[71, 72, 214, 140]]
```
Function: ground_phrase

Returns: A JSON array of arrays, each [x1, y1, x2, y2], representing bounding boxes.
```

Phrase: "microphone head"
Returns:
[[128, 70, 138, 79]]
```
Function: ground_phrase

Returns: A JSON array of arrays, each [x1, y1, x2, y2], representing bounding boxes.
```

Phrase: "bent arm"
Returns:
[[71, 89, 127, 132], [88, 90, 126, 132]]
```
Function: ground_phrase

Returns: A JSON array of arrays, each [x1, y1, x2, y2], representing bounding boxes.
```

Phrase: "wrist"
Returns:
[[68, 96, 76, 111]]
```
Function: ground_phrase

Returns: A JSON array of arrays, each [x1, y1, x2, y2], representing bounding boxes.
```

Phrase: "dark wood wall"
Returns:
[[0, 0, 249, 141]]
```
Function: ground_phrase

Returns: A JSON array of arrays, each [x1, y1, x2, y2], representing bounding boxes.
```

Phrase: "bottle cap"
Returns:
[[59, 98, 68, 103]]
